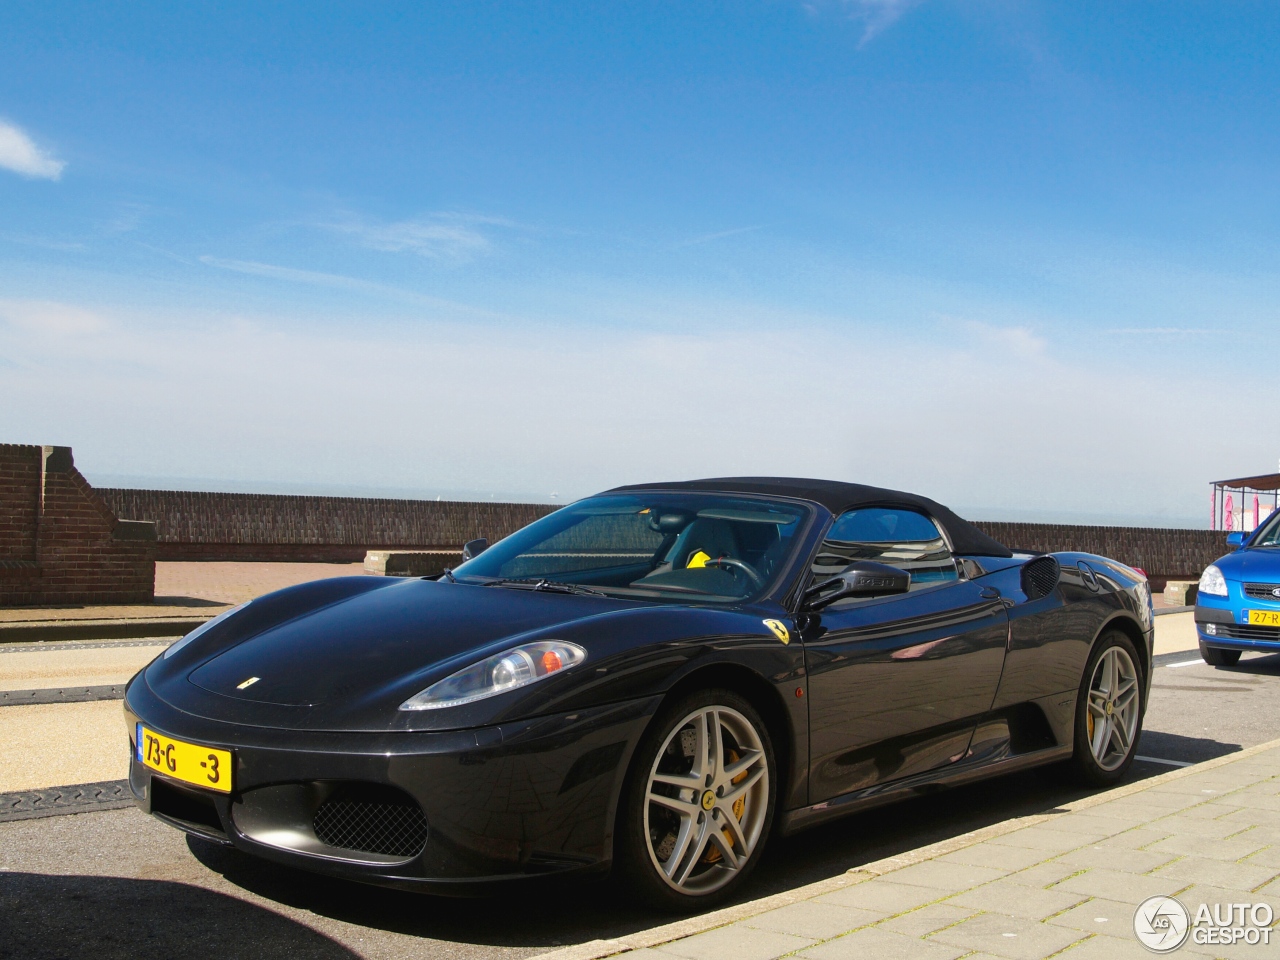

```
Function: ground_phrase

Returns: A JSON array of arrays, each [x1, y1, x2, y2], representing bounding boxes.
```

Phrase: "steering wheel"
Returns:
[[703, 557, 766, 591]]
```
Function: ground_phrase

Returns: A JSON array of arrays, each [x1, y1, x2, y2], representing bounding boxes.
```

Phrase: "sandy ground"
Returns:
[[1153, 611, 1198, 656], [0, 644, 168, 692], [154, 561, 368, 606], [0, 700, 132, 791], [0, 561, 369, 624]]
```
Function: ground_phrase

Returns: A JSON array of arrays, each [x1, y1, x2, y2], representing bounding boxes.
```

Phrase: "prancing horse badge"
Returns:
[[762, 619, 790, 644]]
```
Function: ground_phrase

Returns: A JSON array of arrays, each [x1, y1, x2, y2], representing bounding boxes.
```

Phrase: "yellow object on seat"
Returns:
[[687, 550, 711, 569]]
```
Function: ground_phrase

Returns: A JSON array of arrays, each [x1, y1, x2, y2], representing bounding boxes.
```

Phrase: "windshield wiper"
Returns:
[[481, 578, 608, 597]]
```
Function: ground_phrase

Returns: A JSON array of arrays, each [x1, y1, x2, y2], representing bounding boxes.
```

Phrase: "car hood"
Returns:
[[1213, 548, 1280, 581], [184, 577, 634, 708], [141, 575, 782, 732]]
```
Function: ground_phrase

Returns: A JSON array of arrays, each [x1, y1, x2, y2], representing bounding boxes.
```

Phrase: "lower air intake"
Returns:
[[312, 784, 428, 858], [1021, 556, 1060, 600]]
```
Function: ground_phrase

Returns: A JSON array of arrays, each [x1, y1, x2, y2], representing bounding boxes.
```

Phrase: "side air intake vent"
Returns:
[[1021, 556, 1060, 600], [313, 784, 428, 859]]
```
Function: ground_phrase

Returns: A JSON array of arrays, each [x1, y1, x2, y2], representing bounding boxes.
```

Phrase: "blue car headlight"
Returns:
[[1198, 565, 1228, 598]]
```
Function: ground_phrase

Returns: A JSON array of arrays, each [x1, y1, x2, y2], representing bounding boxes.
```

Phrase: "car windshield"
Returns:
[[1252, 510, 1280, 547], [452, 493, 810, 602]]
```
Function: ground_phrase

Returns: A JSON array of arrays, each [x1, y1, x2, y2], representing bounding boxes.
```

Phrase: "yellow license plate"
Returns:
[[1247, 609, 1280, 626], [136, 724, 232, 793]]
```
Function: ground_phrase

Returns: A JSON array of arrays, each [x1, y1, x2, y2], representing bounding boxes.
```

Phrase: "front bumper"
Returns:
[[1194, 602, 1280, 652], [125, 674, 659, 891]]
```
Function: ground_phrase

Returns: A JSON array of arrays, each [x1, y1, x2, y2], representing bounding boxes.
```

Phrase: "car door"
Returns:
[[803, 507, 1010, 803]]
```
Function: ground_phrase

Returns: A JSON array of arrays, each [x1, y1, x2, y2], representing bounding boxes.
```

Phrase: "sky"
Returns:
[[2, 1, 1278, 525]]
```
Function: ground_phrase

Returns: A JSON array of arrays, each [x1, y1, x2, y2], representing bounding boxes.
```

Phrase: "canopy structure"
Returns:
[[1210, 473, 1280, 532]]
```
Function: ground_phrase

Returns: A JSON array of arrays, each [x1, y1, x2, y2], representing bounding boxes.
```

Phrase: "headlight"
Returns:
[[163, 602, 249, 659], [1198, 565, 1228, 598], [399, 640, 586, 711]]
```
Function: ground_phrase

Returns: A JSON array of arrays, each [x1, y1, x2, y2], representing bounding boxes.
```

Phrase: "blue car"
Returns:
[[1195, 512, 1280, 665]]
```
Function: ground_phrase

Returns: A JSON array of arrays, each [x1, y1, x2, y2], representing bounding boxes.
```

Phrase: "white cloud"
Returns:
[[0, 299, 1272, 525], [673, 226, 763, 249], [199, 255, 388, 291], [0, 120, 66, 180], [0, 299, 104, 335], [808, 0, 922, 46], [197, 255, 502, 320], [326, 213, 508, 261], [960, 319, 1047, 358]]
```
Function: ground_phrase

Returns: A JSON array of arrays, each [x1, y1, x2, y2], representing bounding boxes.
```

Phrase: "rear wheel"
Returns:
[[616, 688, 776, 911], [1069, 631, 1144, 786], [1199, 643, 1242, 667]]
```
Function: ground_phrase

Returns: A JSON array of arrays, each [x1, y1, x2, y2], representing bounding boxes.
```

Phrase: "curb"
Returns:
[[537, 735, 1280, 960], [0, 617, 208, 644]]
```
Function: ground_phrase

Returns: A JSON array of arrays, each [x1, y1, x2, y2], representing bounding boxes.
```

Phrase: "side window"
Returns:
[[812, 507, 958, 594]]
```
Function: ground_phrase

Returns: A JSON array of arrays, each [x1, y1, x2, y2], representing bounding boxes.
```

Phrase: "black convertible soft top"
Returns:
[[608, 476, 1013, 558]]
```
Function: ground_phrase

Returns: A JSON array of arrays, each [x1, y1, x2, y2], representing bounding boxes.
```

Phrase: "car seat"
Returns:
[[668, 518, 741, 569]]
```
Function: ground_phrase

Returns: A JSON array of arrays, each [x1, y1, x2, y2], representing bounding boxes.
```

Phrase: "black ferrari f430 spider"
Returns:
[[126, 478, 1153, 908]]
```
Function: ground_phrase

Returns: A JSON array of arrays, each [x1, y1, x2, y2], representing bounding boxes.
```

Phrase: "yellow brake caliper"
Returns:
[[701, 749, 748, 864]]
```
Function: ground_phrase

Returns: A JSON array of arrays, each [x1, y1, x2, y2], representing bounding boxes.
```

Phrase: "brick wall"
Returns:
[[100, 488, 558, 563], [98, 485, 1229, 583], [973, 521, 1224, 586], [0, 445, 156, 606], [0, 446, 41, 563]]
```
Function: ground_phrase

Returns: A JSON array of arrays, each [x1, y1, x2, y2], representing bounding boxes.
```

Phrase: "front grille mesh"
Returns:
[[1021, 556, 1060, 600], [1214, 623, 1280, 642], [313, 786, 428, 858], [1243, 583, 1280, 601]]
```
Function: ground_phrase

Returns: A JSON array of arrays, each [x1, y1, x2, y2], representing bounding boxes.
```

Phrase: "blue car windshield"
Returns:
[[452, 493, 810, 601], [1252, 511, 1280, 547]]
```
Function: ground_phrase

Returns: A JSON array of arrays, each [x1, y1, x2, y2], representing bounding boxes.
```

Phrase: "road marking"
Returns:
[[1135, 755, 1194, 767], [1165, 658, 1204, 668]]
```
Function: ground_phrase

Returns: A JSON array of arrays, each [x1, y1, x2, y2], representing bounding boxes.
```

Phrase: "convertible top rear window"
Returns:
[[452, 493, 810, 602]]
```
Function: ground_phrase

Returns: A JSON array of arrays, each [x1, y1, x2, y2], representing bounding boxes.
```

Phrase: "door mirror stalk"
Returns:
[[804, 561, 911, 610]]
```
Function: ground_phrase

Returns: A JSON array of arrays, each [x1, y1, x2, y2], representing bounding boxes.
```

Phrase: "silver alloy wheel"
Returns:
[[643, 705, 770, 895], [1086, 645, 1140, 771]]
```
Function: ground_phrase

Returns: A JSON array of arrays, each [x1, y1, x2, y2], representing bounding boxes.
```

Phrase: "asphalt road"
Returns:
[[3, 649, 1279, 960]]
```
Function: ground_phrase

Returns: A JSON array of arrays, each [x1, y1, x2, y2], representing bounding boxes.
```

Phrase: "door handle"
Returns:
[[979, 586, 1001, 599]]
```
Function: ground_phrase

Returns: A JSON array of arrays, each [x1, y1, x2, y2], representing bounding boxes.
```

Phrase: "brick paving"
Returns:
[[547, 740, 1280, 960]]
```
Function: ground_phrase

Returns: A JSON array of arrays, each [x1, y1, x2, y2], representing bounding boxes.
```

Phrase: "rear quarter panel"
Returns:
[[988, 553, 1151, 736]]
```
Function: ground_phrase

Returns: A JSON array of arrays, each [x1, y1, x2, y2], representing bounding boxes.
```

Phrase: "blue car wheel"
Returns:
[[1199, 642, 1242, 667]]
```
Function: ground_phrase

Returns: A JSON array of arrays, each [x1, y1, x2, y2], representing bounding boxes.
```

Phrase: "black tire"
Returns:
[[615, 688, 777, 912], [1069, 631, 1145, 787], [1199, 643, 1242, 667]]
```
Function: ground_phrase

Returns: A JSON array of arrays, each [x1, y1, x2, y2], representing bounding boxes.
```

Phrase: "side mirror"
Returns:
[[804, 561, 910, 610], [1227, 532, 1246, 548], [462, 538, 489, 561]]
